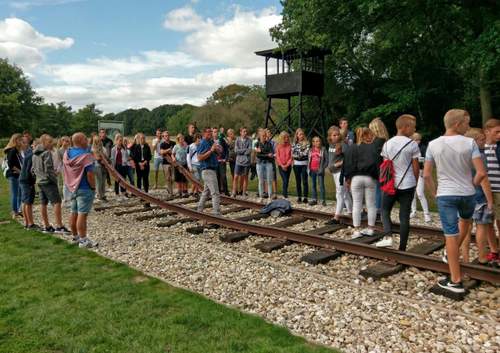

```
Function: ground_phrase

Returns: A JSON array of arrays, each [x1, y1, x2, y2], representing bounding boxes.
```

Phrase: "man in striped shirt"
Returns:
[[483, 118, 500, 264]]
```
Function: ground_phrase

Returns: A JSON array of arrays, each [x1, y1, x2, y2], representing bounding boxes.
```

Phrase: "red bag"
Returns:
[[379, 140, 413, 195]]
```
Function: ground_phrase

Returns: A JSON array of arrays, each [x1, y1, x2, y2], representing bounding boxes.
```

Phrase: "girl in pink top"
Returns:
[[308, 136, 328, 206], [275, 131, 293, 198]]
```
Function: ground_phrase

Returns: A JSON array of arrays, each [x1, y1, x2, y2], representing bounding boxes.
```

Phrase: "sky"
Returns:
[[0, 0, 282, 112]]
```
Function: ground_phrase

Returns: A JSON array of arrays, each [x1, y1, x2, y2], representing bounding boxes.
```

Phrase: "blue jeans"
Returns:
[[126, 166, 135, 186], [309, 171, 325, 202], [8, 177, 21, 213], [293, 164, 308, 199], [436, 195, 475, 236], [256, 161, 273, 197]]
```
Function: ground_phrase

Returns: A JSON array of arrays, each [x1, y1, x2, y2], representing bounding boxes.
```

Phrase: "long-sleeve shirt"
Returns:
[[255, 141, 274, 162], [235, 137, 252, 166], [275, 143, 292, 169], [292, 142, 310, 166]]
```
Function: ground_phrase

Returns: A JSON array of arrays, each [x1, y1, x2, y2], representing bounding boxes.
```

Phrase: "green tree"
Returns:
[[72, 104, 102, 135], [0, 59, 41, 136]]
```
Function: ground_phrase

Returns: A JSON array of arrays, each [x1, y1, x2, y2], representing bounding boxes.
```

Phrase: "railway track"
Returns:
[[99, 158, 500, 294]]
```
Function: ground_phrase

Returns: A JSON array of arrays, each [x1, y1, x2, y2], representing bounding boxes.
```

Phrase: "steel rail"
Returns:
[[100, 157, 500, 284], [163, 154, 448, 238]]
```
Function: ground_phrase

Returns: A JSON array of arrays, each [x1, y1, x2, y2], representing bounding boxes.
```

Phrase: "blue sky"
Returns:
[[0, 0, 282, 111]]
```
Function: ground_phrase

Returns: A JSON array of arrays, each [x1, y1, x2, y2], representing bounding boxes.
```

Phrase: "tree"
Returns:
[[72, 104, 102, 134], [0, 59, 41, 136], [271, 0, 499, 134]]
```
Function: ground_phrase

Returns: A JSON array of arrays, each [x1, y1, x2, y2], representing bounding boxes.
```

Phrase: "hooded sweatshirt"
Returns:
[[32, 144, 58, 185]]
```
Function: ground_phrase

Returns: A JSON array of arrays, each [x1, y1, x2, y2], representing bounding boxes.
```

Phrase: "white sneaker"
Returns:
[[410, 211, 416, 219], [442, 249, 448, 263], [351, 230, 363, 239], [361, 228, 374, 236], [375, 237, 393, 248], [424, 214, 431, 223], [267, 197, 273, 204], [79, 238, 98, 248], [259, 197, 264, 203]]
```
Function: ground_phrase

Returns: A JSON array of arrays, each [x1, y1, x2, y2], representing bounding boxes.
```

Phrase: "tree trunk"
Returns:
[[480, 68, 493, 124]]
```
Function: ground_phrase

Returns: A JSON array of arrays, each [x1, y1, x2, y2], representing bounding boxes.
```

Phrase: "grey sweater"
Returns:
[[235, 137, 252, 166], [327, 142, 349, 174], [32, 145, 58, 185]]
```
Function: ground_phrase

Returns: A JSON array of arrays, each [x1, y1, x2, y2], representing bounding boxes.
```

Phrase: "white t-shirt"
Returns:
[[381, 136, 420, 190], [425, 135, 480, 197], [152, 137, 162, 159]]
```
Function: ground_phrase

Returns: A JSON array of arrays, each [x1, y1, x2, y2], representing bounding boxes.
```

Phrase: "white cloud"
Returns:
[[0, 17, 73, 69], [164, 6, 281, 68], [42, 51, 205, 84], [26, 6, 281, 112]]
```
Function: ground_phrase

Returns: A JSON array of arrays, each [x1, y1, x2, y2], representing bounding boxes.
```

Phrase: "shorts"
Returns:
[[234, 164, 249, 176], [174, 166, 187, 183], [153, 157, 163, 171], [20, 183, 35, 204], [492, 193, 500, 218], [436, 195, 475, 236], [191, 165, 202, 182], [39, 182, 62, 205], [473, 203, 493, 225], [71, 189, 95, 214]]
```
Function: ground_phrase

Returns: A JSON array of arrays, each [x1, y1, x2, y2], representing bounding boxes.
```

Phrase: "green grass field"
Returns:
[[0, 175, 338, 353]]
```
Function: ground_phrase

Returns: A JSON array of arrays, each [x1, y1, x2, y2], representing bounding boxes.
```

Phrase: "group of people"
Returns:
[[3, 131, 97, 248], [3, 108, 500, 294]]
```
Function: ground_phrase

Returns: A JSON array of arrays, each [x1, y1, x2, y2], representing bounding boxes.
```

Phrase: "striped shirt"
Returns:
[[484, 144, 500, 192]]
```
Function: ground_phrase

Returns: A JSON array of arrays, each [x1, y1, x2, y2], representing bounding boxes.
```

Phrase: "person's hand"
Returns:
[[267, 153, 273, 158], [255, 147, 261, 153], [487, 201, 493, 212], [345, 179, 351, 190], [210, 144, 217, 152]]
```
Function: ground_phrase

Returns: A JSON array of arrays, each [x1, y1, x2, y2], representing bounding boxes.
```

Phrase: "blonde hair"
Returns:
[[396, 114, 417, 130], [464, 128, 484, 141], [40, 134, 53, 147], [3, 133, 22, 152], [176, 133, 185, 144], [484, 118, 500, 130], [294, 128, 309, 146], [369, 118, 389, 140], [58, 135, 70, 149], [114, 133, 123, 144], [278, 131, 290, 145], [411, 132, 422, 141], [359, 128, 373, 144], [355, 127, 364, 145], [327, 125, 341, 144], [444, 109, 469, 129]]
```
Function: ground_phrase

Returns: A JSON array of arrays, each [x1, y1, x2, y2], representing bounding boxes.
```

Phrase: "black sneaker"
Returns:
[[297, 197, 302, 203], [54, 226, 71, 235], [321, 201, 327, 206], [326, 219, 340, 225], [308, 200, 317, 206], [27, 224, 41, 231], [72, 235, 81, 244], [303, 198, 308, 204], [437, 278, 465, 294], [42, 226, 55, 234]]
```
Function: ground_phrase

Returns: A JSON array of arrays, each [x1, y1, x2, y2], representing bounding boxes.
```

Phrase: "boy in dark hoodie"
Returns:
[[32, 134, 70, 234], [19, 139, 38, 229]]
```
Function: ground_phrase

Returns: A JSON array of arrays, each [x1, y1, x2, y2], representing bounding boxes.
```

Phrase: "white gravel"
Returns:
[[28, 191, 500, 353]]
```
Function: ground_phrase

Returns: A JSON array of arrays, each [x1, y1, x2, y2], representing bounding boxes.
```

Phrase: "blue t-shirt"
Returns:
[[67, 147, 94, 190], [196, 139, 218, 170]]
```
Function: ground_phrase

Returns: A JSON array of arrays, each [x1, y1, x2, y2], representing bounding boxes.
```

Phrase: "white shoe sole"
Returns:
[[437, 282, 465, 293]]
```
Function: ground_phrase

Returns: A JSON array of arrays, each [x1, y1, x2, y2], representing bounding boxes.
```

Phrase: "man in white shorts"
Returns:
[[152, 128, 164, 189]]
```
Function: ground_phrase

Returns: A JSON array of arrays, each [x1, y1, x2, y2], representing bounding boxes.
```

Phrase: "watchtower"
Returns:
[[255, 47, 330, 137]]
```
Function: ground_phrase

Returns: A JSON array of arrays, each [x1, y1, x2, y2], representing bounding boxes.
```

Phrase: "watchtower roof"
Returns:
[[255, 47, 331, 59]]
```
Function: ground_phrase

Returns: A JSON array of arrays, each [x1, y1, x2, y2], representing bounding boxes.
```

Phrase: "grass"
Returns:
[[0, 175, 338, 353]]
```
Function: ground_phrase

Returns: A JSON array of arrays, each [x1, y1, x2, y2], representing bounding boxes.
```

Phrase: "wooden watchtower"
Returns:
[[255, 47, 330, 137]]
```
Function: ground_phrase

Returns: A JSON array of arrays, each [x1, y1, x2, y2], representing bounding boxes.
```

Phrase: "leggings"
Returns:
[[411, 174, 430, 214], [293, 164, 308, 199], [279, 166, 292, 198], [351, 175, 376, 228], [382, 187, 415, 251]]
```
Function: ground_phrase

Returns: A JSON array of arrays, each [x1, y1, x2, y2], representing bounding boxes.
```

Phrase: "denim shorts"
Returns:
[[153, 157, 163, 171], [191, 165, 202, 181], [436, 195, 475, 236], [473, 203, 493, 225], [20, 183, 35, 204], [71, 189, 95, 214], [234, 164, 249, 176]]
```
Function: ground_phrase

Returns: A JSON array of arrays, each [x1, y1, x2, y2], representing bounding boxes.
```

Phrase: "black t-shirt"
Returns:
[[160, 141, 175, 164], [185, 134, 195, 146]]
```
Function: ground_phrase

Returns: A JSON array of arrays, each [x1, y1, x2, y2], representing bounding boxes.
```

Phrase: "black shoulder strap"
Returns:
[[391, 139, 413, 161]]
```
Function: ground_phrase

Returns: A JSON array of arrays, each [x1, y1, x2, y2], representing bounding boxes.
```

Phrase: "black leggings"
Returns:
[[293, 164, 308, 199], [279, 166, 292, 198], [136, 164, 150, 193], [381, 187, 415, 251]]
